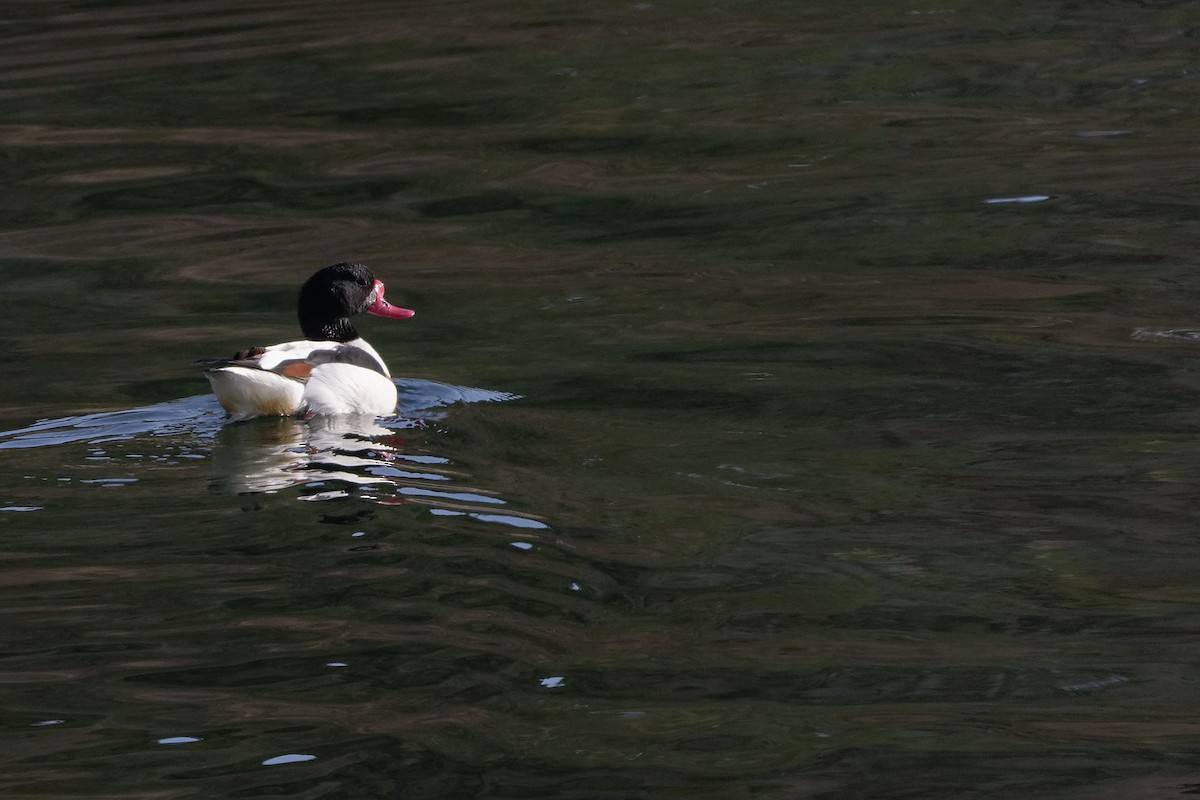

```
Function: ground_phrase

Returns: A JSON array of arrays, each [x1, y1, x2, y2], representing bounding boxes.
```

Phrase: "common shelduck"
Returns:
[[199, 262, 414, 421]]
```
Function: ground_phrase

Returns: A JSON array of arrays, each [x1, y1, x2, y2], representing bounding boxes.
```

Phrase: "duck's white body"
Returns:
[[205, 338, 398, 421], [199, 263, 414, 422]]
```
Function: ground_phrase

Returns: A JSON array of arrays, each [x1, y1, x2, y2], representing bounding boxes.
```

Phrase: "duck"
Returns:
[[199, 262, 414, 421]]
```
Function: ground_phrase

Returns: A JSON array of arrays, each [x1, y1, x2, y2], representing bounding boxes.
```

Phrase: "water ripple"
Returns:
[[0, 378, 518, 450], [0, 379, 534, 527]]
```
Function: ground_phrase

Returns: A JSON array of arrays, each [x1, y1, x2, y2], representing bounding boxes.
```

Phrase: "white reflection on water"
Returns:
[[211, 414, 405, 494], [984, 194, 1051, 205], [1130, 327, 1200, 342], [261, 754, 317, 766], [1057, 673, 1130, 694], [79, 477, 139, 487], [983, 194, 1052, 204]]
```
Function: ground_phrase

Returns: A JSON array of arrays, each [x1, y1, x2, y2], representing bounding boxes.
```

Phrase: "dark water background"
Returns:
[[5, 1, 1200, 797]]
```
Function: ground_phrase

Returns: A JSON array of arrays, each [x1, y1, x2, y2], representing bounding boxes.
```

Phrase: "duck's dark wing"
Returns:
[[194, 342, 386, 379]]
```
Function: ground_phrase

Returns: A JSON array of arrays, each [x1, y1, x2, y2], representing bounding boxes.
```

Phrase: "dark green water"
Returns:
[[5, 1, 1200, 797]]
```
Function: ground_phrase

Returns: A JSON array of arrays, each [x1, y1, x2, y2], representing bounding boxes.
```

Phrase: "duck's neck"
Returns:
[[302, 317, 358, 343]]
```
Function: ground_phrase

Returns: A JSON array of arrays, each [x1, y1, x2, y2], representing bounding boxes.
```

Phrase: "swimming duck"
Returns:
[[199, 262, 414, 421]]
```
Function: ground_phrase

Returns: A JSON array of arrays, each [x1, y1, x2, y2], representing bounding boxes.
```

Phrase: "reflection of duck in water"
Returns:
[[209, 414, 413, 494], [208, 414, 549, 530], [198, 262, 415, 421]]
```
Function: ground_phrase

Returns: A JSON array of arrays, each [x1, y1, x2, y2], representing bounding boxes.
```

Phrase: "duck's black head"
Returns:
[[297, 262, 414, 342]]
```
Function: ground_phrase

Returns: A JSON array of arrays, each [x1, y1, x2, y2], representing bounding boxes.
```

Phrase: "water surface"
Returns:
[[4, 1, 1200, 798]]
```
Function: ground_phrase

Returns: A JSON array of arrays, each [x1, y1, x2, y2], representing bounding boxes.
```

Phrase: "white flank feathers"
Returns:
[[205, 368, 306, 421], [302, 363, 398, 417], [204, 338, 397, 421]]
